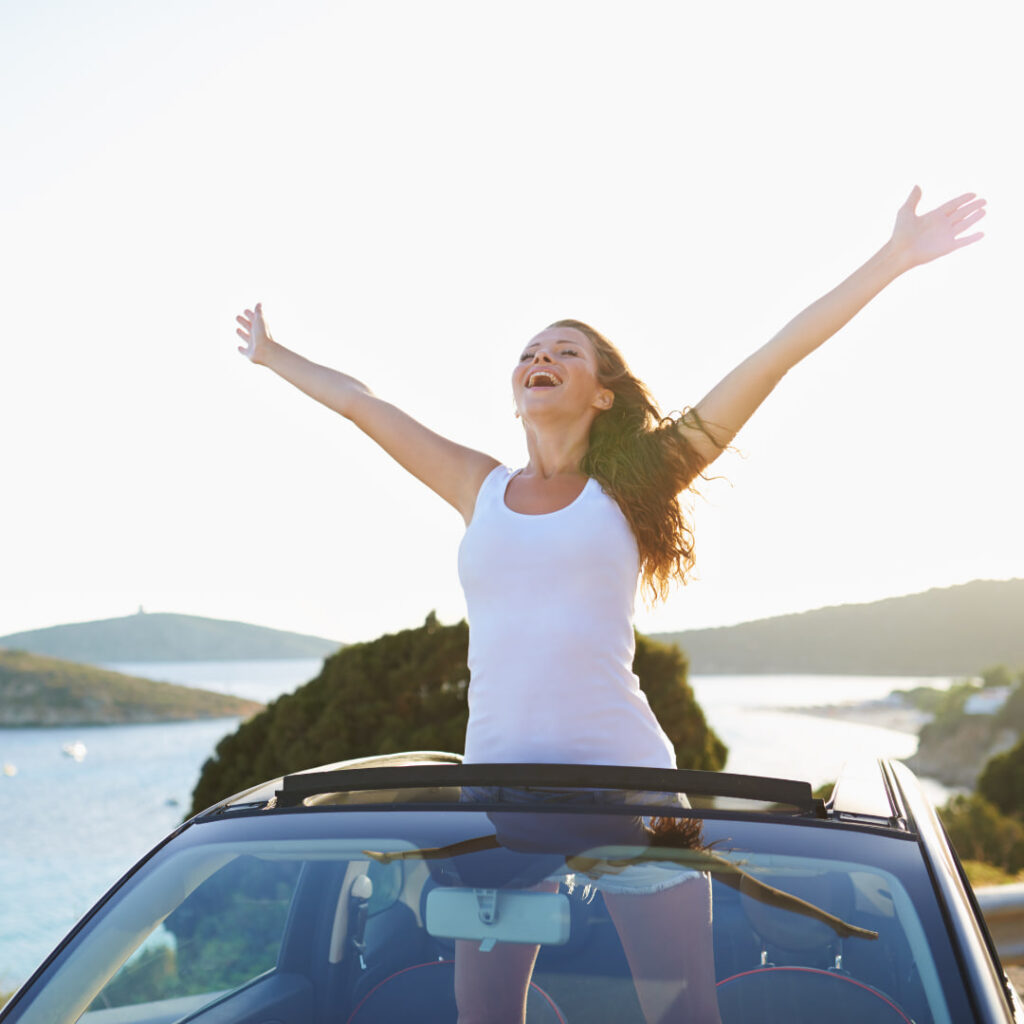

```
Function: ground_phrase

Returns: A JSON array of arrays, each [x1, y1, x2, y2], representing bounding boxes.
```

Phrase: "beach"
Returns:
[[785, 698, 931, 736]]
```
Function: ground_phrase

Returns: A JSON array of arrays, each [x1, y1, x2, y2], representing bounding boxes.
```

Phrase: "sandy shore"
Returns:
[[782, 700, 932, 736]]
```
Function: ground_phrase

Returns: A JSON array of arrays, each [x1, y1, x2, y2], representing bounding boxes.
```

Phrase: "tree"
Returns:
[[981, 665, 1017, 690], [189, 614, 726, 816], [978, 737, 1024, 819]]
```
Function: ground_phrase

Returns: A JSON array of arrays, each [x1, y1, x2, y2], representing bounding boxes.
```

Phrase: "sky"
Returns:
[[1, 0, 1021, 646]]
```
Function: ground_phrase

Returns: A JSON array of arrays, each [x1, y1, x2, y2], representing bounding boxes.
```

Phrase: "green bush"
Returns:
[[91, 946, 176, 1008], [960, 859, 1021, 888], [892, 685, 947, 715], [978, 736, 1024, 819], [940, 794, 1024, 874], [994, 675, 1024, 733]]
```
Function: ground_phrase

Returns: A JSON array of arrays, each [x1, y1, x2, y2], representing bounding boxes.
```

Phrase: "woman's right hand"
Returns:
[[231, 299, 499, 520], [235, 302, 273, 365]]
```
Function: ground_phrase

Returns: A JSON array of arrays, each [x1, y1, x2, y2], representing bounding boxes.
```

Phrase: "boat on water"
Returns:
[[61, 741, 87, 762]]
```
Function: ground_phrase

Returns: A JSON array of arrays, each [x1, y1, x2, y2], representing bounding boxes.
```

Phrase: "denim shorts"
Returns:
[[460, 785, 706, 896]]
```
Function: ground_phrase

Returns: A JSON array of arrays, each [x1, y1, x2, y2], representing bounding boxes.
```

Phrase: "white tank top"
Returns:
[[457, 464, 677, 768]]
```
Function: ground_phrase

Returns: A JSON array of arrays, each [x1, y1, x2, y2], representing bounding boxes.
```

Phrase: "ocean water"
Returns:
[[98, 657, 327, 706], [688, 673, 948, 796], [0, 662, 950, 993]]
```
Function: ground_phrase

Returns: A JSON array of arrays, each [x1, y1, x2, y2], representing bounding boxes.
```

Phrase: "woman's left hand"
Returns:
[[889, 186, 986, 271]]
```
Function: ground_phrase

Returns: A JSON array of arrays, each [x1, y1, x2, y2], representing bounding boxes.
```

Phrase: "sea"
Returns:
[[0, 661, 953, 993]]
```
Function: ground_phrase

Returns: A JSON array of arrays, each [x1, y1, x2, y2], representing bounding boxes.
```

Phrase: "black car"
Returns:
[[2, 752, 1020, 1023]]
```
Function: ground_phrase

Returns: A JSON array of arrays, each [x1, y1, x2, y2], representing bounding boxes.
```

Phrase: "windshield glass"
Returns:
[[7, 802, 974, 1024]]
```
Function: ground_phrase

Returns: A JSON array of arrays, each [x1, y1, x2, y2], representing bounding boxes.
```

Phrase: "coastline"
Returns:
[[781, 699, 931, 736]]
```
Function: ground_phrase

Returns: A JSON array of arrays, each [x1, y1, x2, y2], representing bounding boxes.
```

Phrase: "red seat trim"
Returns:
[[344, 958, 567, 1024], [716, 966, 913, 1022]]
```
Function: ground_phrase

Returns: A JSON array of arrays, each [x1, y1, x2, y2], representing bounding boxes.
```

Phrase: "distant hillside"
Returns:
[[0, 612, 342, 663], [655, 579, 1024, 677], [0, 649, 263, 725]]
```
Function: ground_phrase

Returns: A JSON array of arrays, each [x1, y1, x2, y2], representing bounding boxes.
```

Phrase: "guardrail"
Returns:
[[976, 883, 1024, 964]]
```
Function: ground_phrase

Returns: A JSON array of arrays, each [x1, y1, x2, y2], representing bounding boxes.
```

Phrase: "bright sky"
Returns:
[[2, 1, 1021, 645]]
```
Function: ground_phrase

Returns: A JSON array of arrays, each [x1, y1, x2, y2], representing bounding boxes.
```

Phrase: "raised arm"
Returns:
[[679, 187, 986, 464], [235, 304, 499, 522]]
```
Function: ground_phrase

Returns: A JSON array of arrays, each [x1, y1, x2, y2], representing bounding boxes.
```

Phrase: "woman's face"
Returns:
[[512, 326, 613, 423]]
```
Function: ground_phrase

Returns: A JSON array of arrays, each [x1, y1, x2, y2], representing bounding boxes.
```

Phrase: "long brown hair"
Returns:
[[549, 319, 719, 603]]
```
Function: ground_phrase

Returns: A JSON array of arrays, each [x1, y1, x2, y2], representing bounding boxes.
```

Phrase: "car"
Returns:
[[2, 751, 1021, 1023]]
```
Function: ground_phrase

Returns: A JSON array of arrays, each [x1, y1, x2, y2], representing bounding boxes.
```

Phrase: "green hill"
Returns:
[[0, 648, 263, 725], [0, 612, 341, 664], [653, 578, 1024, 677]]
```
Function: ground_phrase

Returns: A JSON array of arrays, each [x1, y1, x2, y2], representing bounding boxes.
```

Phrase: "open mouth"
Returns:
[[526, 370, 562, 388]]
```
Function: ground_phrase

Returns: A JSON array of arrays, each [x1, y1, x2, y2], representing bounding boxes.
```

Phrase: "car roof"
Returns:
[[194, 750, 914, 835]]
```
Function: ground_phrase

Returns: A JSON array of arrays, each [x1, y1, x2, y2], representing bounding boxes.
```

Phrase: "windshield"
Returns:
[[6, 801, 975, 1024]]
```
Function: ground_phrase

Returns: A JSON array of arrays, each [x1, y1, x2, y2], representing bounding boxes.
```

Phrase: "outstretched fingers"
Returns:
[[948, 201, 987, 248], [952, 229, 985, 249], [954, 208, 987, 230], [950, 198, 987, 225], [935, 191, 978, 216], [234, 303, 270, 361], [235, 307, 258, 357], [894, 186, 988, 266]]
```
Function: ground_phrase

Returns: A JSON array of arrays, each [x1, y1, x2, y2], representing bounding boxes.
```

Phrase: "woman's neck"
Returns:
[[521, 424, 590, 479]]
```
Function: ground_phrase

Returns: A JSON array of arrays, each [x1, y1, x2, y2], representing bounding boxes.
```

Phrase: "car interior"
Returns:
[[19, 804, 963, 1024]]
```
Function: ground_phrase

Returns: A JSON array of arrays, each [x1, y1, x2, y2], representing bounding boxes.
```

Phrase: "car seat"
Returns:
[[715, 870, 914, 1024]]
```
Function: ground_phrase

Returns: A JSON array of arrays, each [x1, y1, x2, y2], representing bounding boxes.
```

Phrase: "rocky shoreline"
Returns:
[[788, 696, 1023, 791]]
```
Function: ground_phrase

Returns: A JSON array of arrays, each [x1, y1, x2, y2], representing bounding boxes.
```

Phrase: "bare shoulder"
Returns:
[[457, 453, 503, 524]]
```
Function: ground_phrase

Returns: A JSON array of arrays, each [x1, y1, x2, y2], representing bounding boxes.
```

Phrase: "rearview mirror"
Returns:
[[426, 888, 570, 951]]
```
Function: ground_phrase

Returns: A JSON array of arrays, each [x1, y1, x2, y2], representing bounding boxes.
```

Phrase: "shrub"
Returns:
[[940, 794, 1024, 874]]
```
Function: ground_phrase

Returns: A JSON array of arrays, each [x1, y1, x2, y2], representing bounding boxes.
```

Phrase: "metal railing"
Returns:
[[976, 883, 1024, 964]]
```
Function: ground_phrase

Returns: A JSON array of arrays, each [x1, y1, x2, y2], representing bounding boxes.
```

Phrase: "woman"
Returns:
[[235, 186, 984, 1023]]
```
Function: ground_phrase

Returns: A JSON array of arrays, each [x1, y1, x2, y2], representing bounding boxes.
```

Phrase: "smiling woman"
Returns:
[[233, 185, 985, 1024], [536, 319, 715, 602]]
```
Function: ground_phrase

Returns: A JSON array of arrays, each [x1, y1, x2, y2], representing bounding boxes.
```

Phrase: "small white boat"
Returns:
[[2, 762, 16, 777], [61, 741, 88, 762]]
